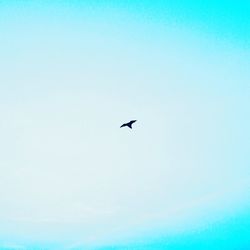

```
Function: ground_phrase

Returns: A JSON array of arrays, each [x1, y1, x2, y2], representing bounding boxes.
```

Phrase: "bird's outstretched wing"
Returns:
[[120, 123, 127, 128], [130, 120, 137, 124]]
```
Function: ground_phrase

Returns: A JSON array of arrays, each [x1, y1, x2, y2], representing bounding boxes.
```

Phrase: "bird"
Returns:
[[120, 120, 137, 129]]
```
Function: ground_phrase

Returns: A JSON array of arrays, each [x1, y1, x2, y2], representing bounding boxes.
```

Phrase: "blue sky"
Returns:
[[0, 1, 249, 249]]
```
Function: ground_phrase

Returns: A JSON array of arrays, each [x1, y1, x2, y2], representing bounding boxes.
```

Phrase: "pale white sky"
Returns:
[[0, 1, 249, 249]]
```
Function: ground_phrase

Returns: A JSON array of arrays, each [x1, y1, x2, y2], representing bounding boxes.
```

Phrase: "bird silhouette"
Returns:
[[120, 120, 137, 129]]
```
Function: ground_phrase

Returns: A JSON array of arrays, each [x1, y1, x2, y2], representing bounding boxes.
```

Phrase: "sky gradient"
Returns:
[[0, 1, 250, 249]]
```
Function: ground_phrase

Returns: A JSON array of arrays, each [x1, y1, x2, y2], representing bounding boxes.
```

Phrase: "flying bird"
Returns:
[[120, 120, 137, 129]]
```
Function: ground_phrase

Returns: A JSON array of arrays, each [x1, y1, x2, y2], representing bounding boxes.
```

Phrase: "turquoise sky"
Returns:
[[0, 1, 249, 249]]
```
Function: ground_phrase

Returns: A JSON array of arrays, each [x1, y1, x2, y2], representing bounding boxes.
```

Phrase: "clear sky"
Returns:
[[0, 1, 250, 249]]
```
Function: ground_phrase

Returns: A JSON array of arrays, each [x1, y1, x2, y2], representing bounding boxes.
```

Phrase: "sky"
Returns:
[[0, 0, 250, 249]]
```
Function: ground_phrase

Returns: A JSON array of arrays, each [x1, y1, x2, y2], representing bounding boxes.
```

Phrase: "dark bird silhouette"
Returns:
[[120, 120, 137, 129]]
